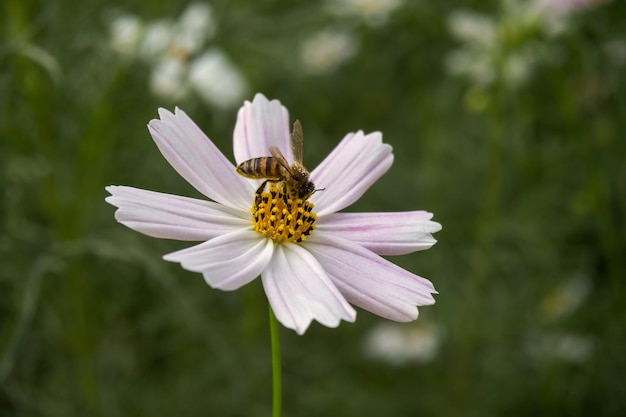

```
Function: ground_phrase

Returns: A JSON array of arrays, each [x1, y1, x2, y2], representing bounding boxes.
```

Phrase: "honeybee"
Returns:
[[236, 120, 317, 201]]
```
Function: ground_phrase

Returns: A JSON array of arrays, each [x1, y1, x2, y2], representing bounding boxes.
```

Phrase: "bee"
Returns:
[[236, 120, 317, 201]]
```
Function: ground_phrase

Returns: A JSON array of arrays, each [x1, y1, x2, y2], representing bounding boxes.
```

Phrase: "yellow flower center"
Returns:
[[252, 182, 317, 244]]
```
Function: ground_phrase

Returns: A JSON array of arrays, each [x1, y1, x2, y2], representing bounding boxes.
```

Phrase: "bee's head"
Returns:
[[299, 181, 316, 200]]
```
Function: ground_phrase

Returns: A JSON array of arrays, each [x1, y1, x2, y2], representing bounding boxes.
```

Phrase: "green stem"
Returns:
[[269, 305, 282, 417]]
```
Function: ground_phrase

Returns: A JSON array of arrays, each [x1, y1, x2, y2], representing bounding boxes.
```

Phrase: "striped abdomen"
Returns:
[[236, 157, 284, 180]]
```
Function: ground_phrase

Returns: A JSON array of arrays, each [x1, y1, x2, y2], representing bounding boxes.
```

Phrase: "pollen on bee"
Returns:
[[251, 182, 317, 244]]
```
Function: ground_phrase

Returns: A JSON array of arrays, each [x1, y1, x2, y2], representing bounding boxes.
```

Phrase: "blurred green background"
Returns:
[[2, 0, 625, 415]]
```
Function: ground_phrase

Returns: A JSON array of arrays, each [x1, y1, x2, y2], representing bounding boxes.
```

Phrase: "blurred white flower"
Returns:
[[300, 28, 358, 75], [328, 0, 404, 27], [445, 0, 571, 90], [363, 321, 442, 365], [107, 3, 247, 109], [526, 332, 594, 364], [139, 20, 174, 59], [540, 275, 591, 320], [138, 4, 215, 60], [176, 2, 217, 51], [109, 14, 144, 56], [448, 10, 496, 46], [188, 49, 248, 110], [150, 58, 190, 101]]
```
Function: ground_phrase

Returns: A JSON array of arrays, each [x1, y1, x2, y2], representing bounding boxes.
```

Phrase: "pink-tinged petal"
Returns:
[[316, 211, 442, 255], [148, 107, 253, 211], [163, 230, 273, 291], [309, 131, 393, 216], [261, 243, 356, 335], [106, 186, 250, 241], [304, 234, 436, 322], [232, 93, 293, 165]]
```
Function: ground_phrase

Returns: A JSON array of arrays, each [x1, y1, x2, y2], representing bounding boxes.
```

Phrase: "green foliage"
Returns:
[[2, 0, 625, 415]]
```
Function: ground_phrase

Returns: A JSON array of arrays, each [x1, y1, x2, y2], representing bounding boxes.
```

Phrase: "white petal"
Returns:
[[448, 10, 496, 46], [232, 93, 293, 165], [176, 3, 216, 51], [309, 131, 393, 216], [105, 185, 249, 241], [109, 14, 143, 55], [304, 234, 437, 322], [148, 107, 254, 210], [189, 49, 248, 110], [149, 58, 189, 101], [139, 21, 173, 59], [164, 230, 273, 291], [316, 211, 442, 255], [261, 243, 356, 335]]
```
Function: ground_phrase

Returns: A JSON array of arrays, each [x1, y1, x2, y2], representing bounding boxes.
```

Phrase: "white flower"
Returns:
[[109, 14, 144, 56], [138, 3, 216, 61], [300, 28, 359, 75], [106, 93, 441, 335], [175, 2, 216, 52], [107, 3, 247, 109], [447, 10, 496, 46], [188, 49, 248, 110], [445, 0, 571, 90], [363, 321, 442, 365], [149, 57, 190, 101], [139, 20, 174, 59]]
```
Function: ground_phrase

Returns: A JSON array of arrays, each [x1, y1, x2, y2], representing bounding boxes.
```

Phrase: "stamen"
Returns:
[[252, 183, 317, 244]]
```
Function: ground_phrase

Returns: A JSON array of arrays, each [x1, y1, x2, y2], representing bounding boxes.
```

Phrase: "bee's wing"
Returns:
[[269, 146, 293, 174], [291, 120, 304, 165]]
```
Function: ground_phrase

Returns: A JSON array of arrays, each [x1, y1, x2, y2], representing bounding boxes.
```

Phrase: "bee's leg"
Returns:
[[255, 180, 270, 195], [254, 180, 270, 207], [279, 182, 290, 205]]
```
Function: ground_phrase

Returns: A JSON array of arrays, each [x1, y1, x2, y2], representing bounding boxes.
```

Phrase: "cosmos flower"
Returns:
[[106, 93, 441, 334], [107, 3, 247, 109]]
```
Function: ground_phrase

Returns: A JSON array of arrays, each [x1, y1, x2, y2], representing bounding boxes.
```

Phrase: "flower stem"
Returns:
[[269, 305, 282, 417]]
